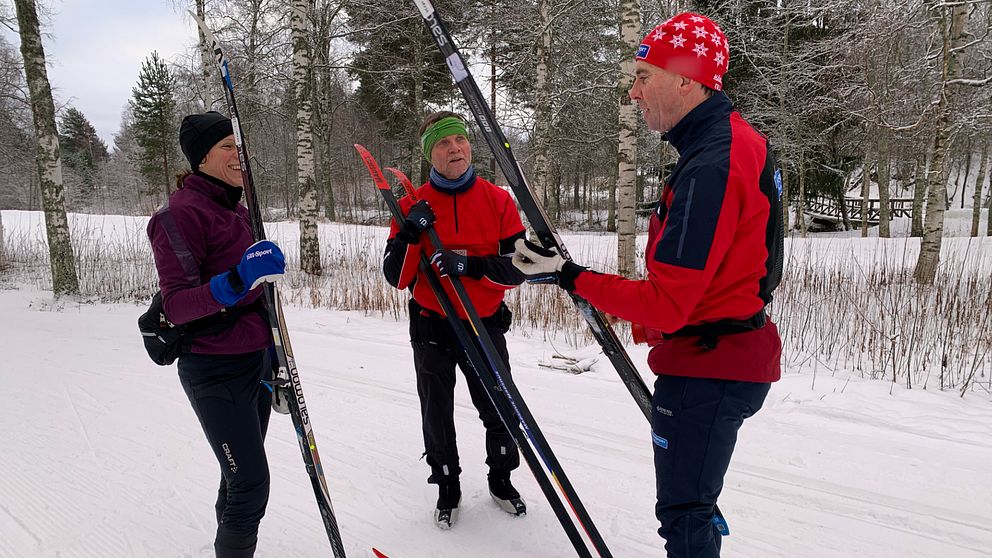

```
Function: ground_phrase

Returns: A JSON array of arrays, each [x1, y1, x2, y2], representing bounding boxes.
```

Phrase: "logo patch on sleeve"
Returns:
[[773, 168, 783, 201]]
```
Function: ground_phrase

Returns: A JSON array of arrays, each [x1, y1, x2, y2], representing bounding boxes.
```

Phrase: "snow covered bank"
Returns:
[[1, 287, 989, 557]]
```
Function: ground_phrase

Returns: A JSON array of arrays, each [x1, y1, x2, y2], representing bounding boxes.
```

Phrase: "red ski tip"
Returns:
[[354, 144, 392, 190], [371, 548, 390, 558]]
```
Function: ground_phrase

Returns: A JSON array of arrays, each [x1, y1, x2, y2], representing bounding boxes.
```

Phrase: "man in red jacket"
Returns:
[[383, 111, 527, 529], [513, 13, 784, 558]]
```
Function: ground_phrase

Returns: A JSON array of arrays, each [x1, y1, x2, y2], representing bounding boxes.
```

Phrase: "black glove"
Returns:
[[396, 200, 436, 243], [431, 250, 479, 277]]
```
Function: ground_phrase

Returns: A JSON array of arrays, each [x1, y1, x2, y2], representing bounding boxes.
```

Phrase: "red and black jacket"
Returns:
[[383, 175, 526, 319], [573, 92, 784, 383]]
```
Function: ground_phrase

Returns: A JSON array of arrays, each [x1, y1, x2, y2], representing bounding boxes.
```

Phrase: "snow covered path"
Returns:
[[1, 287, 990, 557]]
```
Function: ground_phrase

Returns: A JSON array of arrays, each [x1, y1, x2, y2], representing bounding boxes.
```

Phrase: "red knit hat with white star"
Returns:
[[635, 13, 729, 91]]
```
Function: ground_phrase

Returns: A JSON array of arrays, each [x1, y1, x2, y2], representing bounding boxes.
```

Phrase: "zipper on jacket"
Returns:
[[453, 193, 459, 232]]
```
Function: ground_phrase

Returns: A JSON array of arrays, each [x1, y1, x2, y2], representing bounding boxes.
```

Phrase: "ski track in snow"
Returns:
[[1, 287, 991, 557]]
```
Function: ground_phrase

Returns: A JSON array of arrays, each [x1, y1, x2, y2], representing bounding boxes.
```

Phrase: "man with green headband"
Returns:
[[383, 111, 528, 529]]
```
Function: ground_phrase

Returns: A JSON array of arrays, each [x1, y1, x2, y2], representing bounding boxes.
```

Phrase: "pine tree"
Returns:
[[347, 0, 459, 181], [130, 51, 179, 202], [59, 107, 108, 194]]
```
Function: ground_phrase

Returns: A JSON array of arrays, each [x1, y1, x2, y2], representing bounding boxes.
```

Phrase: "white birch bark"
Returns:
[[195, 0, 220, 110], [915, 2, 967, 284], [14, 0, 79, 295], [616, 0, 640, 277], [971, 141, 987, 237], [533, 0, 554, 216], [292, 0, 321, 275]]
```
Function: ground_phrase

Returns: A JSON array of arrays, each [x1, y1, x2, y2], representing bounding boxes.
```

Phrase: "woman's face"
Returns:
[[199, 135, 243, 187]]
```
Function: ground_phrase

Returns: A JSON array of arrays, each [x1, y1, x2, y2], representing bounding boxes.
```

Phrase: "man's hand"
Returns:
[[396, 199, 436, 243], [431, 250, 469, 277], [511, 238, 564, 281]]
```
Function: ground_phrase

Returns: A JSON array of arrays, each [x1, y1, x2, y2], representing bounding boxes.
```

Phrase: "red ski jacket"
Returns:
[[384, 175, 525, 319], [573, 93, 784, 383]]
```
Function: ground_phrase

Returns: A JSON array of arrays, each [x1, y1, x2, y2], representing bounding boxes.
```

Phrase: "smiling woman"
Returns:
[[143, 110, 288, 558]]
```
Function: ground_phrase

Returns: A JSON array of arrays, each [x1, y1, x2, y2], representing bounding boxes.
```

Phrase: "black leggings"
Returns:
[[409, 302, 520, 484], [178, 350, 272, 558]]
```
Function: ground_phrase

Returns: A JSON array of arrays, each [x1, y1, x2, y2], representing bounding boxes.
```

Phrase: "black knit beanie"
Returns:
[[179, 111, 234, 169]]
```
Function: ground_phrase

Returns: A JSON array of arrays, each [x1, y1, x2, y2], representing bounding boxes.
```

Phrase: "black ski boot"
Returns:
[[434, 480, 461, 529], [488, 471, 526, 516]]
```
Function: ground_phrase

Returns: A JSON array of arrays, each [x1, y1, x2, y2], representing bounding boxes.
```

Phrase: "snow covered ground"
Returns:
[[2, 285, 990, 558]]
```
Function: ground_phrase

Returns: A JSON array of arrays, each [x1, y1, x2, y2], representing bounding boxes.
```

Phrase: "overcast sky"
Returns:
[[3, 0, 193, 148]]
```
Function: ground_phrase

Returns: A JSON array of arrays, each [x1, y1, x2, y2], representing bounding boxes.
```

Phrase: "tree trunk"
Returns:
[[586, 172, 594, 226], [954, 148, 970, 210], [14, 0, 79, 295], [972, 141, 988, 237], [314, 25, 336, 221], [877, 126, 892, 237], [780, 164, 790, 232], [412, 26, 425, 184], [533, 0, 554, 215], [608, 173, 617, 232], [292, 0, 321, 275], [161, 126, 172, 202], [779, 4, 791, 233], [987, 170, 992, 236], [0, 211, 6, 271], [860, 160, 870, 237], [797, 151, 807, 237], [911, 152, 927, 237], [490, 27, 499, 185], [915, 3, 967, 284], [616, 0, 640, 278], [837, 174, 852, 231], [195, 0, 220, 110]]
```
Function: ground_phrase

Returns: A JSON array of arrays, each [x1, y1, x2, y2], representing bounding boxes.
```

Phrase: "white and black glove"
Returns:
[[511, 238, 586, 290], [431, 249, 479, 277]]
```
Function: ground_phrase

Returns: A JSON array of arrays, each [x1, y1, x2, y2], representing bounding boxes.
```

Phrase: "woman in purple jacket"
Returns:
[[146, 111, 285, 558]]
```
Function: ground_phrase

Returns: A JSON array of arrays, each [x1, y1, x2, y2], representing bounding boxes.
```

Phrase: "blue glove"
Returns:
[[209, 240, 286, 306], [396, 200, 436, 243], [431, 250, 470, 277]]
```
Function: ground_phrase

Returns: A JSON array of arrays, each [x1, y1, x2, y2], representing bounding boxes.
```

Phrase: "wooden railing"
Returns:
[[805, 196, 914, 224], [637, 196, 914, 223]]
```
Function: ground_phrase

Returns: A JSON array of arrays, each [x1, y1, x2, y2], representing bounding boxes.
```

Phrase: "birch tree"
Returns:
[[532, 0, 554, 215], [292, 0, 321, 275], [13, 0, 78, 295], [0, 211, 6, 271], [194, 0, 221, 110], [972, 141, 988, 236], [915, 1, 969, 284], [616, 0, 640, 277]]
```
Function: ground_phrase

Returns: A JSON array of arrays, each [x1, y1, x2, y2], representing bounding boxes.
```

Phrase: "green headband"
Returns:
[[421, 117, 468, 160]]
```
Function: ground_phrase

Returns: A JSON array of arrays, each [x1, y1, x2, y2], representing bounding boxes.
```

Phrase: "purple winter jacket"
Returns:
[[147, 173, 272, 355]]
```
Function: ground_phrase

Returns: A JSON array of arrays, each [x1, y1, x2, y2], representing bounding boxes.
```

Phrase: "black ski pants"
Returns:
[[178, 349, 272, 558], [651, 374, 770, 558], [409, 300, 520, 485]]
